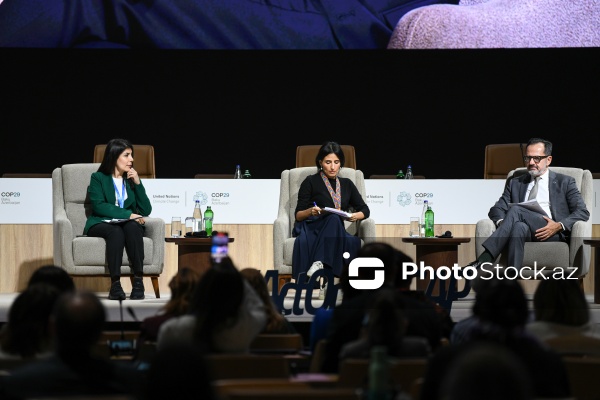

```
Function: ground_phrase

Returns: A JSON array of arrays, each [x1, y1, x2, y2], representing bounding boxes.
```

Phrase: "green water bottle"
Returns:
[[396, 170, 404, 179], [368, 346, 391, 400], [425, 205, 435, 238], [204, 206, 214, 236]]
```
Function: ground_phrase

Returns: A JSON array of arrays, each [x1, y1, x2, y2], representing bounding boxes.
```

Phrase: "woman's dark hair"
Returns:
[[240, 268, 287, 333], [315, 141, 345, 169], [533, 278, 589, 326], [98, 138, 134, 176], [28, 265, 75, 293], [163, 267, 202, 316], [191, 257, 244, 352], [0, 282, 62, 357]]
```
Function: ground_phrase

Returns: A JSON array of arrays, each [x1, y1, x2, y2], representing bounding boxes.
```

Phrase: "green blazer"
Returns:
[[83, 171, 152, 234]]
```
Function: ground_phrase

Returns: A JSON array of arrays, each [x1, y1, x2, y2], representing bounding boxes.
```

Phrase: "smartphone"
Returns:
[[211, 231, 229, 263]]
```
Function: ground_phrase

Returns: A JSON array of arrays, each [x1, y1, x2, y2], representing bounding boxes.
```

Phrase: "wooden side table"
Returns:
[[165, 237, 235, 274], [583, 239, 600, 304], [402, 237, 472, 310]]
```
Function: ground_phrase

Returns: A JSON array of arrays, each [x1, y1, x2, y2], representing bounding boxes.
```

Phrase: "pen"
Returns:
[[314, 202, 320, 214]]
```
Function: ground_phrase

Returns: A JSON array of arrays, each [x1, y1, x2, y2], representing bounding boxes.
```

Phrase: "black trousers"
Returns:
[[87, 220, 145, 279]]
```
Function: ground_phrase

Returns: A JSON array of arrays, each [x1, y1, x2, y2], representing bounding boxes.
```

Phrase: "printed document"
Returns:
[[508, 199, 548, 217]]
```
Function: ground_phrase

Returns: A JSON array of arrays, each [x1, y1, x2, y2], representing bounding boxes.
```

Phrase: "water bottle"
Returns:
[[368, 346, 391, 400], [420, 200, 429, 237], [405, 165, 413, 179], [192, 200, 203, 232], [425, 204, 435, 238], [242, 169, 252, 179], [396, 170, 404, 179], [204, 206, 214, 236], [234, 165, 242, 179]]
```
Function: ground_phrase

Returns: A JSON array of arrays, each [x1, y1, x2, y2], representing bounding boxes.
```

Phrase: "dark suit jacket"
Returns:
[[1, 0, 459, 49], [83, 172, 152, 234], [488, 170, 589, 240]]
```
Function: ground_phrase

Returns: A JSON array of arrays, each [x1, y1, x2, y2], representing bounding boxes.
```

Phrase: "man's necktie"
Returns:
[[528, 177, 540, 200]]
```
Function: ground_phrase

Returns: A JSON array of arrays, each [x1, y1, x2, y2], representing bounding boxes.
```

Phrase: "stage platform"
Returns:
[[2, 289, 600, 327]]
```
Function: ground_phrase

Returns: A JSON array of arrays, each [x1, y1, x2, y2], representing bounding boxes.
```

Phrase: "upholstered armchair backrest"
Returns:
[[56, 163, 100, 240]]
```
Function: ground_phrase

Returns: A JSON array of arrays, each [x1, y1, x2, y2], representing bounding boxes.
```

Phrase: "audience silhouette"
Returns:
[[420, 278, 571, 400], [157, 257, 267, 353], [0, 290, 146, 399]]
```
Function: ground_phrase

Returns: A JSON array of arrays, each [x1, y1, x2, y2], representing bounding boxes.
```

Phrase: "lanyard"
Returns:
[[113, 179, 126, 208]]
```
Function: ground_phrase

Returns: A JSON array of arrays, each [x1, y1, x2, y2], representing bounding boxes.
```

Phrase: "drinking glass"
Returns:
[[185, 217, 195, 235], [409, 217, 420, 237], [171, 217, 182, 238]]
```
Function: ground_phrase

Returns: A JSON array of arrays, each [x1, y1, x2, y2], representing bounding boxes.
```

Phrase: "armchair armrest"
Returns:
[[358, 218, 376, 244], [569, 219, 592, 277], [53, 212, 75, 270], [143, 217, 165, 271], [475, 219, 496, 259], [273, 216, 290, 269]]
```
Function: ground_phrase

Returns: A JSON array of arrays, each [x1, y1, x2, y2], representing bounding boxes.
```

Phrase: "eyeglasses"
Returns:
[[523, 155, 549, 163]]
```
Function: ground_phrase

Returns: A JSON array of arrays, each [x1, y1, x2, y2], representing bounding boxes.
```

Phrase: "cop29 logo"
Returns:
[[193, 191, 208, 206], [348, 257, 385, 290], [396, 192, 411, 206], [1, 192, 21, 197]]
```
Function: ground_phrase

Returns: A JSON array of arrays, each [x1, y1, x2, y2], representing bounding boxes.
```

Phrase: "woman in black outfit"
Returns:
[[291, 141, 370, 283]]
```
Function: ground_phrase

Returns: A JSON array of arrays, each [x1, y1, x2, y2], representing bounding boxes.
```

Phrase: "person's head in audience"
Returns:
[[0, 282, 62, 358], [240, 267, 291, 333], [441, 342, 534, 400], [533, 278, 589, 326], [51, 290, 106, 360], [470, 278, 529, 341], [190, 257, 244, 352], [340, 241, 398, 300], [364, 287, 408, 356], [27, 264, 75, 293], [163, 266, 202, 316]]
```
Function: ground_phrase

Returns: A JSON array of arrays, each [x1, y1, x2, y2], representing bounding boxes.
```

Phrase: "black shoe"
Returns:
[[130, 277, 145, 300], [466, 259, 483, 269], [108, 281, 126, 300], [464, 260, 484, 293]]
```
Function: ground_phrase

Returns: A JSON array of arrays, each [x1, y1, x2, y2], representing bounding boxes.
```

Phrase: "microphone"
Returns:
[[108, 299, 135, 357], [127, 306, 139, 322]]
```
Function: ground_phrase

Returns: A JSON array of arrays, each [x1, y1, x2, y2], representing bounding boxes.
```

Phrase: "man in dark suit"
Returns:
[[467, 137, 589, 273], [0, 0, 459, 49]]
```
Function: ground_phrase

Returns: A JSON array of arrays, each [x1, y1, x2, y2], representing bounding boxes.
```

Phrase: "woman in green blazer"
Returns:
[[84, 138, 152, 300]]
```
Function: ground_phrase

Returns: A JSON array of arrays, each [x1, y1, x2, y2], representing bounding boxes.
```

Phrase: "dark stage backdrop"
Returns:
[[2, 48, 599, 179]]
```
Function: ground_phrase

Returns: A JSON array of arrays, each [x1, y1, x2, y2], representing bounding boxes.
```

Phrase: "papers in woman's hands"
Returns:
[[508, 199, 548, 217], [323, 207, 352, 218], [102, 216, 143, 224]]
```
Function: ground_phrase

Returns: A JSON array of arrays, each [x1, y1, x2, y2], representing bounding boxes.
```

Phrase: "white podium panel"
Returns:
[[1, 178, 599, 225]]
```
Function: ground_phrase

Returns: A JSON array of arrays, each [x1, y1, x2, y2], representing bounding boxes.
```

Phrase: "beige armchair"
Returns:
[[52, 163, 165, 297], [475, 167, 593, 281], [273, 167, 376, 291], [388, 0, 600, 49]]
